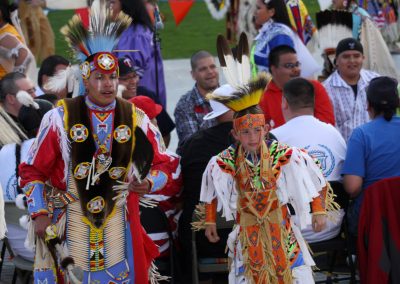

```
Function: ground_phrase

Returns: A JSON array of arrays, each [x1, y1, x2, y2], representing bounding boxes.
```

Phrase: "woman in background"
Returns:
[[110, 0, 167, 108]]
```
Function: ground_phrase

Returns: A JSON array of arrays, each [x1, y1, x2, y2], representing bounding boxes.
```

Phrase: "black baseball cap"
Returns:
[[118, 56, 144, 78]]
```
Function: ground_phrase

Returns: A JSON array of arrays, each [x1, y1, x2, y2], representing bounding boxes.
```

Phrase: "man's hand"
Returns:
[[128, 177, 151, 195], [205, 224, 220, 243], [34, 215, 52, 239], [312, 214, 327, 232]]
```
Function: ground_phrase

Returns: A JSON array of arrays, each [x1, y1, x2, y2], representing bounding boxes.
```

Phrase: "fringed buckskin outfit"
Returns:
[[19, 96, 164, 283], [17, 4, 173, 282], [200, 139, 336, 283]]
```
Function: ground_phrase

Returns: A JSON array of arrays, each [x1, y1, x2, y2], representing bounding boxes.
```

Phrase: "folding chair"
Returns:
[[191, 210, 234, 284], [140, 205, 179, 283], [310, 181, 357, 284]]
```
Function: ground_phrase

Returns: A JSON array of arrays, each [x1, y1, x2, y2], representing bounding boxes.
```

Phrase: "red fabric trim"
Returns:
[[127, 193, 159, 284]]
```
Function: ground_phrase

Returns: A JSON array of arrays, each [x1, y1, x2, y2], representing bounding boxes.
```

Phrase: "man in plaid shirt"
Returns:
[[174, 50, 220, 151]]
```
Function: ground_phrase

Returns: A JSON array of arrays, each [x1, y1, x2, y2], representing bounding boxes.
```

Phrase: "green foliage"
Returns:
[[157, 1, 225, 59]]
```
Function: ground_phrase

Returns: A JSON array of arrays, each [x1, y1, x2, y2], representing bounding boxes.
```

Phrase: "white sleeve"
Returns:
[[200, 156, 237, 221]]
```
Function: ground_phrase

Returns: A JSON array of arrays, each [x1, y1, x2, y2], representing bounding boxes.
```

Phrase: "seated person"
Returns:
[[271, 78, 346, 243], [259, 45, 335, 128], [0, 138, 35, 261], [118, 56, 175, 147]]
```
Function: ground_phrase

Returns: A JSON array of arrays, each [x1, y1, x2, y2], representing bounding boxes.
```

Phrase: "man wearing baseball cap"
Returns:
[[118, 56, 175, 147], [323, 38, 379, 141]]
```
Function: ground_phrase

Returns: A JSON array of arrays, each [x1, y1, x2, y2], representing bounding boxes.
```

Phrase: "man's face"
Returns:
[[270, 53, 301, 89], [191, 57, 219, 92], [15, 77, 37, 98], [119, 71, 140, 100], [84, 70, 118, 106], [336, 50, 364, 80]]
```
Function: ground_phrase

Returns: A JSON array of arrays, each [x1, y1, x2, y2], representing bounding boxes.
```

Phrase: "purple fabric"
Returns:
[[115, 24, 167, 107]]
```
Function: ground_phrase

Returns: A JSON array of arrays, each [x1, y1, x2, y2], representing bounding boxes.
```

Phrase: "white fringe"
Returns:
[[149, 261, 170, 284], [48, 109, 71, 183], [139, 197, 158, 208], [199, 156, 238, 221], [361, 18, 399, 80], [276, 147, 326, 230], [24, 216, 35, 252], [112, 181, 129, 207]]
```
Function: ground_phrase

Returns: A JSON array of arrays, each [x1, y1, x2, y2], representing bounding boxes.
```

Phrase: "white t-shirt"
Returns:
[[271, 115, 346, 181]]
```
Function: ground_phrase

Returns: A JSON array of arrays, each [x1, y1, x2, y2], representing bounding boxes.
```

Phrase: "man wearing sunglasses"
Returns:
[[259, 45, 335, 128]]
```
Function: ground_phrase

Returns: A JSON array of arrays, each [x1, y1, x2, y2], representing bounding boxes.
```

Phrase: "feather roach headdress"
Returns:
[[61, 1, 131, 66], [207, 73, 269, 112], [45, 0, 132, 96]]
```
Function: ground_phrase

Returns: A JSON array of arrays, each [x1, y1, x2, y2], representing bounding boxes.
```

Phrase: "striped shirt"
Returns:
[[323, 69, 379, 141]]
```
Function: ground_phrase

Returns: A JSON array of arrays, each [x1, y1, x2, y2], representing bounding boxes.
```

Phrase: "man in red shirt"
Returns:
[[259, 45, 335, 128]]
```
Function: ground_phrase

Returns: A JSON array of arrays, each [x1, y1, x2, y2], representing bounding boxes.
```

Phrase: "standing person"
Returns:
[[174, 50, 219, 149], [110, 0, 167, 108], [18, 0, 55, 64], [323, 38, 378, 141], [199, 75, 337, 283], [252, 0, 319, 77], [342, 76, 400, 240], [0, 0, 35, 79], [18, 7, 166, 283]]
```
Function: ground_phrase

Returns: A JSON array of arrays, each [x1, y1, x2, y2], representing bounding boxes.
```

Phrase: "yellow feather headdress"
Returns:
[[207, 73, 270, 112]]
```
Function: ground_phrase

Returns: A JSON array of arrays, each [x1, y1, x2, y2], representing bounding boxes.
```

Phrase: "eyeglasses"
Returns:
[[25, 87, 36, 95], [280, 61, 301, 69]]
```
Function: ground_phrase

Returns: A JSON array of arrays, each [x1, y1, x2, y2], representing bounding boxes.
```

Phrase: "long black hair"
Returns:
[[265, 0, 292, 28], [120, 0, 153, 30], [0, 0, 17, 25]]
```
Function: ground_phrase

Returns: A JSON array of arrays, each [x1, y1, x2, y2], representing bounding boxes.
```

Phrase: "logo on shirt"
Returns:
[[305, 144, 335, 178]]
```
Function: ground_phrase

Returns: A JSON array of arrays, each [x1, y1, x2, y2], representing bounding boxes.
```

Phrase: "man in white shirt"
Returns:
[[271, 77, 347, 243], [323, 38, 379, 141]]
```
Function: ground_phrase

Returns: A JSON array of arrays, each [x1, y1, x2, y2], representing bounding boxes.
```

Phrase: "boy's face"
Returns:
[[232, 125, 268, 153]]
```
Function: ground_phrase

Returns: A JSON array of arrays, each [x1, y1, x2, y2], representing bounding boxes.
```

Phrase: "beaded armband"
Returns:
[[24, 181, 49, 218]]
